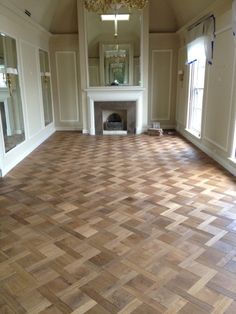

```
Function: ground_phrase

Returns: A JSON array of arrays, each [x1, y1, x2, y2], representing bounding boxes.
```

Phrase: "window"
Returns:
[[187, 58, 206, 137], [186, 38, 206, 137]]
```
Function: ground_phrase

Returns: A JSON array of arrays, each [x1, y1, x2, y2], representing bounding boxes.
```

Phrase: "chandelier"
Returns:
[[105, 48, 126, 64], [84, 0, 148, 13]]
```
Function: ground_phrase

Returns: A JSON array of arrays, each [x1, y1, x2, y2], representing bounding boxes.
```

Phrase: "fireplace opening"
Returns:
[[106, 113, 123, 130], [95, 102, 136, 135], [103, 110, 127, 133]]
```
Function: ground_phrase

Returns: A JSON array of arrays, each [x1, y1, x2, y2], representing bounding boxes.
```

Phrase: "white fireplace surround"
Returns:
[[85, 87, 145, 135]]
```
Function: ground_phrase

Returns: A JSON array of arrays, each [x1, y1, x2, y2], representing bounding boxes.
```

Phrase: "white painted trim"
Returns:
[[0, 0, 51, 36], [150, 49, 172, 121], [55, 127, 82, 131], [35, 44, 45, 131], [38, 48, 55, 127], [215, 25, 232, 36], [18, 38, 30, 141], [55, 51, 79, 123], [85, 86, 145, 92], [229, 157, 236, 165], [177, 123, 236, 176], [103, 130, 128, 135], [203, 29, 236, 154], [47, 50, 56, 126], [229, 35, 236, 158], [86, 88, 144, 135], [203, 136, 228, 153], [1, 124, 55, 176], [3, 100, 12, 136], [19, 39, 45, 139]]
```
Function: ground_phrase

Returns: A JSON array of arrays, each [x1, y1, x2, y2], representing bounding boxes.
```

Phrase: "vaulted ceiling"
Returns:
[[8, 0, 218, 34]]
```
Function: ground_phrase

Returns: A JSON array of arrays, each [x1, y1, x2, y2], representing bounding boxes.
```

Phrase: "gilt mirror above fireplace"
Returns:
[[86, 9, 141, 87]]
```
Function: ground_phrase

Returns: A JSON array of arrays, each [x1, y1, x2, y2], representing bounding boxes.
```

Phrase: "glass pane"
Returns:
[[39, 49, 53, 126], [0, 33, 25, 153], [187, 59, 206, 136]]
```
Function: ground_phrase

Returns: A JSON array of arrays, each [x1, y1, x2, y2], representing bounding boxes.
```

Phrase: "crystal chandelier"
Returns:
[[105, 49, 126, 64], [84, 0, 148, 13]]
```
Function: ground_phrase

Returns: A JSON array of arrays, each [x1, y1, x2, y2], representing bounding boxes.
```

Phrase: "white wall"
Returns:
[[149, 33, 179, 129], [50, 34, 82, 131], [176, 0, 236, 176], [0, 0, 55, 176]]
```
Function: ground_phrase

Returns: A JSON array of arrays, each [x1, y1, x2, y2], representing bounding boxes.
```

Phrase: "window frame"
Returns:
[[186, 56, 206, 139]]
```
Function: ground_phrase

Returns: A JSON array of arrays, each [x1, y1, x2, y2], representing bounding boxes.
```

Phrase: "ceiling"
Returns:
[[8, 0, 218, 34]]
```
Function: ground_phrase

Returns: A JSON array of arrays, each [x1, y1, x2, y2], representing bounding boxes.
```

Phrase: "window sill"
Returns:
[[185, 128, 201, 139]]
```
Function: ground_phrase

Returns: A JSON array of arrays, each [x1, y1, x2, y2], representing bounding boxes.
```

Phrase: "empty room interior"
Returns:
[[1, 0, 236, 313]]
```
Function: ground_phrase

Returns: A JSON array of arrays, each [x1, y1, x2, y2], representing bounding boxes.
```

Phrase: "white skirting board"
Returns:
[[103, 130, 128, 135], [176, 124, 236, 176], [1, 124, 55, 177]]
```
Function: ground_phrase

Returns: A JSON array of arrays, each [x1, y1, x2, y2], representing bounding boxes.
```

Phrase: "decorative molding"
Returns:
[[177, 123, 236, 176], [55, 127, 82, 131], [1, 124, 55, 177], [215, 25, 232, 36], [203, 136, 228, 153], [85, 87, 144, 135], [150, 49, 172, 121], [20, 39, 44, 139], [55, 51, 79, 123], [0, 1, 51, 36], [88, 65, 100, 86], [203, 30, 236, 154]]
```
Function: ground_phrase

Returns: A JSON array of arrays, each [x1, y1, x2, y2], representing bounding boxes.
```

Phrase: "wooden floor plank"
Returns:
[[1, 132, 236, 313]]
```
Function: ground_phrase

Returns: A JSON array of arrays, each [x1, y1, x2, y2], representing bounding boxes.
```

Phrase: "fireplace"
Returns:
[[85, 87, 144, 135], [95, 101, 135, 135]]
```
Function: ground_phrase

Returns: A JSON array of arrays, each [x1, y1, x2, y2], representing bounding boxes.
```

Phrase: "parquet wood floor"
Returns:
[[1, 132, 236, 313]]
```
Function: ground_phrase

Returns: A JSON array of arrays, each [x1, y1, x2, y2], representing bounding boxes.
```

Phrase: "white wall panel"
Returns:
[[151, 50, 172, 121], [21, 40, 43, 138], [0, 2, 54, 177], [89, 65, 99, 86], [56, 51, 79, 122], [204, 30, 235, 151]]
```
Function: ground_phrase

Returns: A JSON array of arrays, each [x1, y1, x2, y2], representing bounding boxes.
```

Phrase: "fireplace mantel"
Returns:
[[84, 87, 145, 135]]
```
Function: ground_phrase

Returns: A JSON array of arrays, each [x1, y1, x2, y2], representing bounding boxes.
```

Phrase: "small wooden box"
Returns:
[[148, 128, 163, 136]]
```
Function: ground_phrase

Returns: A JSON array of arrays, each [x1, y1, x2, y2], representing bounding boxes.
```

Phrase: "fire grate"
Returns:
[[105, 113, 123, 130]]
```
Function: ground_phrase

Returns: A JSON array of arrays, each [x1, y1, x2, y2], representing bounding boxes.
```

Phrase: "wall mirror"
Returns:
[[39, 49, 53, 126], [100, 43, 133, 85], [0, 33, 25, 153], [86, 9, 141, 87]]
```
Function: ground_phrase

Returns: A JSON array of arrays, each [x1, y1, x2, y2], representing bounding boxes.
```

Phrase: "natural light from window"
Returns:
[[187, 38, 206, 138]]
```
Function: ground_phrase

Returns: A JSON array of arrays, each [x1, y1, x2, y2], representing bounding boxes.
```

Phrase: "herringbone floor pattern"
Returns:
[[1, 132, 236, 313]]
